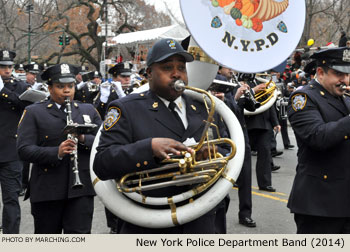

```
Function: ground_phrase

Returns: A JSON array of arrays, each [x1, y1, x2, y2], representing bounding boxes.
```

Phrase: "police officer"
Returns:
[[16, 63, 102, 234], [24, 63, 43, 86], [93, 38, 230, 234], [94, 62, 132, 119], [244, 76, 280, 192], [0, 49, 30, 233], [288, 47, 350, 233], [75, 71, 102, 104]]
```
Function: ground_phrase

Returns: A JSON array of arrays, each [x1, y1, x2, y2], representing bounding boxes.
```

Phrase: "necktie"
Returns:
[[168, 101, 185, 131], [60, 104, 66, 114]]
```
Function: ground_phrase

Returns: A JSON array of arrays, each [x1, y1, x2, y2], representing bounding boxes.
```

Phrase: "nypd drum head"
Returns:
[[180, 0, 305, 73]]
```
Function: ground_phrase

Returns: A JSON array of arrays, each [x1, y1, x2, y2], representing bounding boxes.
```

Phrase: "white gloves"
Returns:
[[111, 81, 126, 98], [0, 75, 4, 91], [100, 81, 111, 103], [32, 82, 43, 90], [76, 81, 87, 90]]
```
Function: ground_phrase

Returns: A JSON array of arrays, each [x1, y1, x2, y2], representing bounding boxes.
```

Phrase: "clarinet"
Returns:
[[64, 97, 84, 189]]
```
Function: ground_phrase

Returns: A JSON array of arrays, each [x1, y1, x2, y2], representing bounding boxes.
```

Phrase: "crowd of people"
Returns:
[[0, 33, 350, 234]]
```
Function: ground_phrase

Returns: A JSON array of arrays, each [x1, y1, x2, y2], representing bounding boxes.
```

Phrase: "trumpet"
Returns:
[[87, 81, 99, 93], [232, 74, 261, 109], [118, 80, 237, 195]]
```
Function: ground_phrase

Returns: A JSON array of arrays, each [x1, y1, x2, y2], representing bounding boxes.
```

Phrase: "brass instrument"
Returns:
[[63, 97, 98, 188], [232, 74, 261, 109], [254, 78, 277, 106], [86, 81, 99, 93], [118, 80, 237, 194]]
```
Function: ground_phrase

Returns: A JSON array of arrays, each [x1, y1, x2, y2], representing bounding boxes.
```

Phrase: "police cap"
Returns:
[[0, 50, 16, 66], [82, 71, 102, 82], [311, 47, 350, 73], [41, 63, 80, 85], [108, 62, 133, 76], [15, 64, 25, 71], [24, 63, 43, 74], [146, 38, 194, 67]]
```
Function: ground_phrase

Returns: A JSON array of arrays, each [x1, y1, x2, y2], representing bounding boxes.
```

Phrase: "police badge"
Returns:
[[291, 94, 307, 111], [104, 107, 121, 130]]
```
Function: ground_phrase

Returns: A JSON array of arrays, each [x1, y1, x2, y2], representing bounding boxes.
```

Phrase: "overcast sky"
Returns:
[[144, 0, 183, 23]]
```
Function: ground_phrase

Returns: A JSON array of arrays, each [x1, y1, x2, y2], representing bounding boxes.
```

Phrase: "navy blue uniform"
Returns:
[[94, 90, 229, 233], [94, 88, 119, 120], [16, 99, 102, 233], [74, 85, 99, 104], [287, 80, 350, 232], [0, 78, 30, 234]]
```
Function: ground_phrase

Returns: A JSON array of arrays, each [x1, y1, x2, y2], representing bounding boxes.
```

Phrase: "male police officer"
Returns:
[[288, 47, 350, 233], [24, 63, 43, 86], [0, 49, 30, 233], [16, 63, 102, 234], [75, 71, 102, 104], [93, 38, 229, 233]]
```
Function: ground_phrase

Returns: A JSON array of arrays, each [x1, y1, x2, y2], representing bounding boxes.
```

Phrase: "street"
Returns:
[[3, 126, 298, 234]]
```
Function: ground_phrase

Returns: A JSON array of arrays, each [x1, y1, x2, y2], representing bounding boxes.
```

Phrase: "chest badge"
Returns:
[[291, 94, 307, 111], [83, 115, 91, 124]]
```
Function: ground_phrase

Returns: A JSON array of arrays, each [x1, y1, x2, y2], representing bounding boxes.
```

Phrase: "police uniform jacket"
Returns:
[[0, 78, 30, 162], [287, 79, 350, 217], [16, 99, 102, 203]]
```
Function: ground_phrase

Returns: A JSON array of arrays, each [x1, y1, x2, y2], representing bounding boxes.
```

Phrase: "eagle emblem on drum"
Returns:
[[291, 94, 307, 111], [104, 107, 121, 130]]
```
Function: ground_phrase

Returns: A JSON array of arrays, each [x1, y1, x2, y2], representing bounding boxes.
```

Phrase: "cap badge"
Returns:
[[3, 50, 9, 58], [124, 62, 130, 69], [343, 49, 350, 62], [291, 94, 307, 111], [61, 64, 70, 74], [167, 40, 176, 50]]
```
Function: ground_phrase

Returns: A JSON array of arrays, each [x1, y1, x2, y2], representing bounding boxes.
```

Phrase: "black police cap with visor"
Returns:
[[146, 38, 194, 67], [0, 50, 16, 66], [108, 62, 133, 77], [41, 63, 80, 85], [311, 47, 350, 74], [24, 63, 43, 74]]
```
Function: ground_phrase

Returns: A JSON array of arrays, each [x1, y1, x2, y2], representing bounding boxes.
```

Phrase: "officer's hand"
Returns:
[[253, 83, 266, 93], [58, 139, 77, 158], [76, 81, 87, 90], [235, 83, 250, 101], [152, 138, 193, 160], [210, 91, 225, 101], [274, 125, 281, 133], [196, 145, 218, 161]]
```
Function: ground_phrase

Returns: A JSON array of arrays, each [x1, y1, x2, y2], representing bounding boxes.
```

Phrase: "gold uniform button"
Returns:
[[323, 175, 327, 180], [45, 136, 48, 139], [345, 136, 348, 140], [5, 94, 8, 98], [11, 107, 15, 110], [136, 163, 141, 168], [44, 168, 48, 172], [143, 161, 148, 166], [83, 95, 86, 98], [15, 134, 18, 138]]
